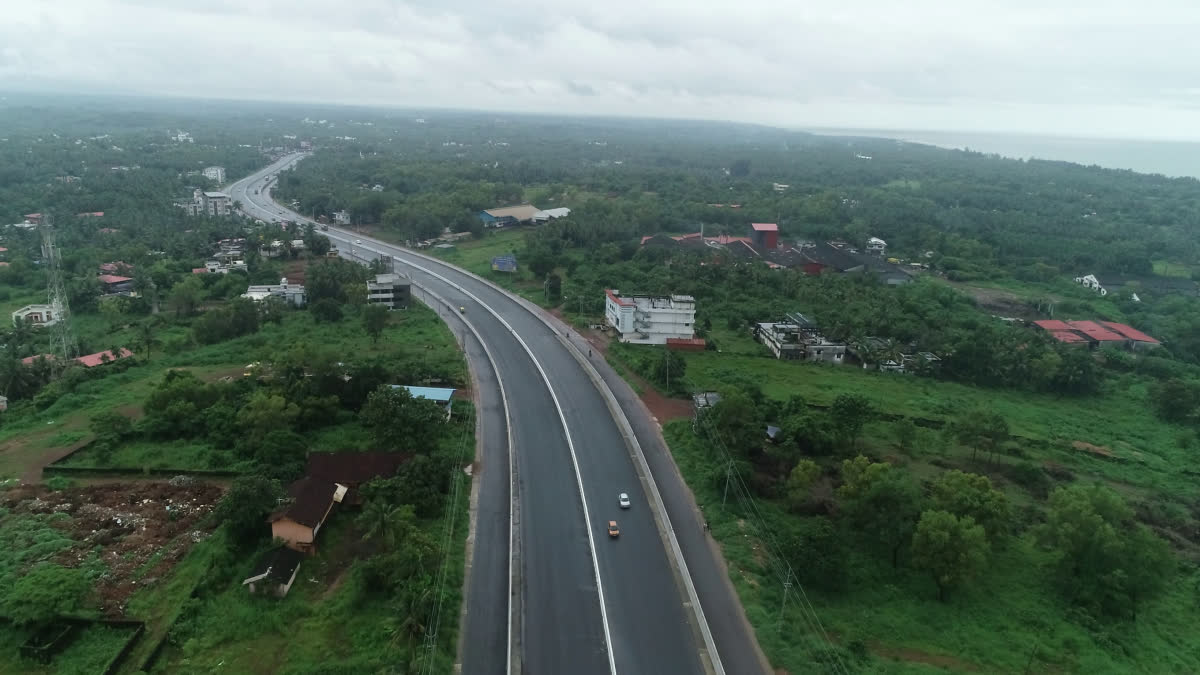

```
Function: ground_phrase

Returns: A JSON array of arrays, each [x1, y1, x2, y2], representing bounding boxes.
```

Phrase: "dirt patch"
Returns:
[[116, 404, 145, 420], [197, 365, 247, 382], [283, 258, 311, 284], [322, 566, 351, 600], [0, 417, 94, 484], [1072, 440, 1116, 459], [872, 643, 982, 672], [0, 478, 224, 617], [948, 282, 1053, 320]]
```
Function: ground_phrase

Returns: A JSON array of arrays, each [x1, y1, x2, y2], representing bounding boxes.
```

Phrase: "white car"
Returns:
[[355, 239, 363, 245], [618, 493, 631, 509]]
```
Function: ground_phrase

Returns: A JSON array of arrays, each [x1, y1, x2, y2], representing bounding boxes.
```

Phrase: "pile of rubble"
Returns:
[[1, 480, 225, 616]]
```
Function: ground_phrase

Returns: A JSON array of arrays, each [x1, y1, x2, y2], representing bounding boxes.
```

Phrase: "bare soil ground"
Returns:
[[947, 282, 1055, 319], [0, 479, 224, 616], [0, 418, 94, 484]]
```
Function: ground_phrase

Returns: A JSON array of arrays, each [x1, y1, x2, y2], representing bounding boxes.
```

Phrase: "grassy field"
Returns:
[[426, 228, 558, 306], [151, 419, 475, 674], [605, 318, 1200, 672], [0, 302, 464, 480], [1153, 260, 1193, 278], [59, 438, 220, 470], [664, 420, 1200, 674], [0, 622, 140, 675], [672, 329, 1198, 501]]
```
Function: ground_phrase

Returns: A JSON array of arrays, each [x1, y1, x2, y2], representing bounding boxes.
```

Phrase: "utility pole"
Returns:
[[722, 460, 734, 506], [778, 566, 793, 634], [664, 347, 670, 392]]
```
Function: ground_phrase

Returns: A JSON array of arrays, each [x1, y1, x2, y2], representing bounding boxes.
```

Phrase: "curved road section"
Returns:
[[229, 155, 766, 675]]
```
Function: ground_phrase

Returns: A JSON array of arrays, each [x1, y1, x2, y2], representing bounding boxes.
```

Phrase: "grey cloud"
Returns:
[[565, 81, 597, 97], [3, 0, 1200, 138]]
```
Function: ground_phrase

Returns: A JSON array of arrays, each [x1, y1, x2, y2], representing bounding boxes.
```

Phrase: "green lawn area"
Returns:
[[58, 438, 220, 470], [427, 228, 558, 307], [0, 287, 47, 320], [0, 622, 140, 675], [664, 420, 1200, 674], [1153, 260, 1193, 278], [428, 228, 524, 276], [679, 346, 1197, 498]]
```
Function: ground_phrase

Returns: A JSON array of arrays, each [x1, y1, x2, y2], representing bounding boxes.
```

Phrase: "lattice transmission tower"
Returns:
[[40, 217, 77, 369]]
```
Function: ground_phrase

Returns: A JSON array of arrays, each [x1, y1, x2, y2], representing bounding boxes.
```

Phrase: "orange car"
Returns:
[[607, 520, 620, 538]]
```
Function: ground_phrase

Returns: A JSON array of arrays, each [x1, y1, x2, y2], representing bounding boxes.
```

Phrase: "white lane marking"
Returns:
[[252, 167, 613, 672], [408, 281, 519, 675], [396, 255, 618, 675], [402, 247, 726, 675]]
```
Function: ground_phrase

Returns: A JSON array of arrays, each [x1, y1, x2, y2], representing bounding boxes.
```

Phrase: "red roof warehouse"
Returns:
[[1033, 320, 1160, 348]]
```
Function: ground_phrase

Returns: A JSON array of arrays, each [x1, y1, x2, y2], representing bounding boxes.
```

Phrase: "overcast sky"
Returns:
[[3, 0, 1200, 140]]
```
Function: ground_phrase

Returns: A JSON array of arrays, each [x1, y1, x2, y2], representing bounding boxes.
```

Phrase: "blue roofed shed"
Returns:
[[391, 385, 457, 418]]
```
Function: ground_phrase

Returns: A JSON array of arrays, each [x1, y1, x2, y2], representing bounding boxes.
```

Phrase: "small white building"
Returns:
[[242, 278, 306, 307], [533, 207, 571, 223], [604, 289, 696, 345], [772, 183, 790, 192], [1074, 273, 1108, 296], [866, 237, 887, 256], [203, 166, 226, 183], [367, 273, 412, 309], [332, 210, 351, 225], [12, 304, 59, 327]]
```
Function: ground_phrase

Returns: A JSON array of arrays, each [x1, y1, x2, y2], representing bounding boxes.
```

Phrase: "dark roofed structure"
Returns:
[[797, 241, 864, 273], [304, 451, 409, 504], [276, 477, 339, 529], [242, 546, 304, 597]]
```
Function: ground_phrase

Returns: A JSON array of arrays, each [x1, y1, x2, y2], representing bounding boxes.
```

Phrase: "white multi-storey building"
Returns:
[[203, 166, 226, 183], [177, 188, 234, 217], [604, 289, 696, 345], [367, 273, 411, 309]]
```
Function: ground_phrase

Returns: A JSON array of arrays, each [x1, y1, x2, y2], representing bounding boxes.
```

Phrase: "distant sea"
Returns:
[[808, 128, 1200, 180]]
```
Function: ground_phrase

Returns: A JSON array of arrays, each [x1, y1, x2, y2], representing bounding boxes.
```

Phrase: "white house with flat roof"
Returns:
[[604, 289, 696, 345], [242, 278, 306, 307], [12, 304, 59, 327], [203, 166, 226, 183]]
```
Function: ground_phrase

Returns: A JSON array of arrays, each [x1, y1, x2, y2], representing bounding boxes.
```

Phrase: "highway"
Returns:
[[228, 155, 766, 675]]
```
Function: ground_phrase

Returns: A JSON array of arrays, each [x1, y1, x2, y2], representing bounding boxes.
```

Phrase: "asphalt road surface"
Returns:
[[228, 156, 767, 675]]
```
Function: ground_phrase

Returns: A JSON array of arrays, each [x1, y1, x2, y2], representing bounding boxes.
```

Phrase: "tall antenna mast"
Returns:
[[41, 216, 76, 370]]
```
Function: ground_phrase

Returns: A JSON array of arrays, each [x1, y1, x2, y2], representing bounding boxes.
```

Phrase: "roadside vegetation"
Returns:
[[0, 103, 474, 674]]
